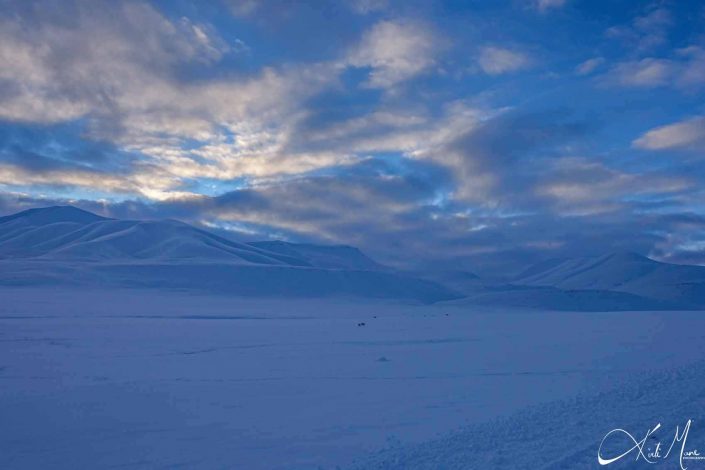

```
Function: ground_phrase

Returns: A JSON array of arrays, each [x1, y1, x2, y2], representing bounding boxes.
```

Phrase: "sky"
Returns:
[[0, 0, 704, 275]]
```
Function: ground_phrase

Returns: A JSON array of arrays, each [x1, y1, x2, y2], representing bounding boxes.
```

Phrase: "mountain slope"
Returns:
[[0, 205, 107, 227], [0, 206, 457, 302], [0, 207, 309, 266], [514, 252, 705, 307], [248, 241, 386, 271], [4, 206, 702, 307], [416, 269, 485, 294], [0, 206, 110, 258], [447, 284, 681, 311]]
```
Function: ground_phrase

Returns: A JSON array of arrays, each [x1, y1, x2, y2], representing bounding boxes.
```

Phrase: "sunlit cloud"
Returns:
[[347, 19, 440, 88]]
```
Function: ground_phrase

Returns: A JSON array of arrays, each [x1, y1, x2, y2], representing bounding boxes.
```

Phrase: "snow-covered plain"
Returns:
[[2, 287, 705, 469]]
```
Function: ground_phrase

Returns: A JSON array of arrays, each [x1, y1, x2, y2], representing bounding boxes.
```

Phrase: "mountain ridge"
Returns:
[[0, 206, 457, 302], [513, 251, 705, 307], [2, 206, 704, 308]]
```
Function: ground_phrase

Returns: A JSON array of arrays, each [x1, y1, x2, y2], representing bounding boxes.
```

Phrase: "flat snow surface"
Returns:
[[1, 287, 705, 469]]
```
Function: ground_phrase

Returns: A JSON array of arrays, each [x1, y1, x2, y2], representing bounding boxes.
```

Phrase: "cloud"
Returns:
[[675, 46, 705, 88], [0, 121, 140, 177], [603, 47, 705, 90], [226, 0, 388, 18], [0, 3, 452, 202], [0, 1, 229, 124], [607, 58, 673, 87], [347, 20, 439, 88], [1, 0, 704, 274], [605, 6, 673, 52], [633, 116, 705, 151], [535, 157, 691, 216], [0, 146, 699, 275], [534, 0, 567, 12], [575, 57, 604, 76], [651, 211, 705, 265], [0, 0, 348, 199], [477, 46, 531, 75], [289, 105, 599, 215], [0, 163, 134, 195], [225, 0, 261, 17], [424, 108, 589, 205], [398, 107, 692, 220], [348, 0, 388, 14]]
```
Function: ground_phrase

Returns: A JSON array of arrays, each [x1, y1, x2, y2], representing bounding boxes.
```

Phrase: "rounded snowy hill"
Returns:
[[0, 206, 457, 302], [0, 206, 306, 265], [513, 251, 705, 308]]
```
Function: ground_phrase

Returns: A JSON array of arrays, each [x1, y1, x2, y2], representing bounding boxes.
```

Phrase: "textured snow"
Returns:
[[350, 363, 705, 469], [1, 287, 705, 469]]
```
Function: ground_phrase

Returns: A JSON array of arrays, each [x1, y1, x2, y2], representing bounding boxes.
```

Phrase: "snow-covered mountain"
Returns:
[[248, 240, 386, 271], [0, 206, 309, 265], [513, 251, 705, 308], [2, 207, 703, 309], [0, 206, 456, 302], [420, 252, 701, 311]]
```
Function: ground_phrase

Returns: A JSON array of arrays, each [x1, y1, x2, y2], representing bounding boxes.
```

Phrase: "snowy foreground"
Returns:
[[2, 288, 705, 469]]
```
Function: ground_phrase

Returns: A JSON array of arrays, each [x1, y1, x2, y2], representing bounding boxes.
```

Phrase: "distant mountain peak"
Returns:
[[0, 205, 109, 226], [511, 250, 705, 308], [0, 206, 387, 271]]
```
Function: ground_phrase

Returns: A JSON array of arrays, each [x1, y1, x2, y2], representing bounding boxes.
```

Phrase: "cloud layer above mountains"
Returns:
[[1, 0, 704, 274]]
